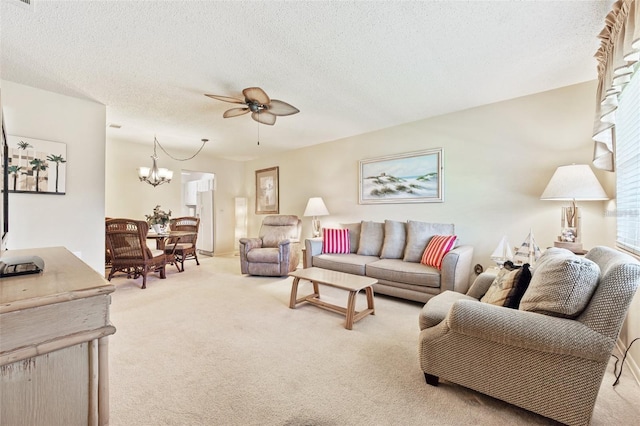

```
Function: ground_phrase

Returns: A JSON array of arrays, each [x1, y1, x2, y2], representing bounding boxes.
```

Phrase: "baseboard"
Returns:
[[616, 338, 640, 385]]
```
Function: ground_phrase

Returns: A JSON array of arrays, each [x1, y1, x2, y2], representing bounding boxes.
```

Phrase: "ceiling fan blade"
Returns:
[[205, 94, 245, 104], [267, 99, 300, 116], [243, 87, 270, 105], [252, 111, 276, 126], [223, 108, 250, 118]]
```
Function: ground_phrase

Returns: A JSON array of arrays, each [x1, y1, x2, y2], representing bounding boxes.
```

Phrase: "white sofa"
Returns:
[[303, 220, 474, 303]]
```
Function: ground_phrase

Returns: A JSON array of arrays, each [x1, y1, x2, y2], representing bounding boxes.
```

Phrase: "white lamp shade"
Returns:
[[137, 166, 150, 178], [157, 168, 170, 179], [540, 164, 609, 201], [303, 197, 329, 217]]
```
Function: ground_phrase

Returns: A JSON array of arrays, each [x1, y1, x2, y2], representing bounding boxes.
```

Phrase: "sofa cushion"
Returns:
[[403, 221, 455, 263], [357, 221, 385, 256], [420, 235, 457, 269], [341, 222, 361, 253], [322, 228, 350, 254], [519, 248, 600, 318], [380, 220, 406, 259], [366, 258, 441, 288], [312, 253, 378, 276]]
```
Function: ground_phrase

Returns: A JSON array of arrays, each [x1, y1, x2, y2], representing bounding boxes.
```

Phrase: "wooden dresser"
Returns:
[[0, 247, 116, 425]]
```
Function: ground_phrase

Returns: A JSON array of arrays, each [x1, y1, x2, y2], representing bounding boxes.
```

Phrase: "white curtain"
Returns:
[[593, 0, 640, 171]]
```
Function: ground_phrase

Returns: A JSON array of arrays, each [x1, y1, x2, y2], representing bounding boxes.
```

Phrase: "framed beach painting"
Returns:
[[255, 166, 279, 214], [359, 148, 443, 204], [7, 135, 67, 195]]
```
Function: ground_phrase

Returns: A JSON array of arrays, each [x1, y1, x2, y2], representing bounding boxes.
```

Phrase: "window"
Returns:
[[615, 67, 640, 256]]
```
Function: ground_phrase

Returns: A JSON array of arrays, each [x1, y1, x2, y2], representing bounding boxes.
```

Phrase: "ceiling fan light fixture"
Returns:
[[205, 86, 299, 126]]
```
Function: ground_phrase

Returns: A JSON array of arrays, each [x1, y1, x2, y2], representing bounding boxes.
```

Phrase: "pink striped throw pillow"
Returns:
[[322, 228, 351, 254], [420, 235, 457, 269]]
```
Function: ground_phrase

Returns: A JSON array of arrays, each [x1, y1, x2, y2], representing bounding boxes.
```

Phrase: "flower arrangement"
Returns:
[[145, 205, 172, 226]]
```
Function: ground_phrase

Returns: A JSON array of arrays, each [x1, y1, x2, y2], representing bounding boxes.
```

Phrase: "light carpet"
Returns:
[[108, 255, 640, 425]]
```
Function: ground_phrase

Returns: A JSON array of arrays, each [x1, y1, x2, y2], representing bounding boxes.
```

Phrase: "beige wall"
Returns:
[[244, 81, 613, 259], [243, 80, 638, 380], [105, 137, 245, 255], [2, 81, 106, 272]]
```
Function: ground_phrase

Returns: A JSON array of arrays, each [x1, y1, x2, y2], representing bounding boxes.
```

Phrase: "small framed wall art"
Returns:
[[359, 148, 443, 204], [255, 166, 279, 214], [7, 135, 67, 195]]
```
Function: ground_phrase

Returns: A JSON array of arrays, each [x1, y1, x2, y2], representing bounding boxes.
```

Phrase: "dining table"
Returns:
[[146, 230, 197, 272], [146, 230, 195, 248]]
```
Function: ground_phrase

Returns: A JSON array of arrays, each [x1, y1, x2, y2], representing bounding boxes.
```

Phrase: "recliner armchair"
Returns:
[[418, 246, 640, 426], [239, 215, 302, 276]]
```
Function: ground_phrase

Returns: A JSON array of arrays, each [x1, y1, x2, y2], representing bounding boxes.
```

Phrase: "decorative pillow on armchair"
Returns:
[[481, 268, 519, 306], [519, 248, 600, 318], [503, 263, 532, 309], [480, 263, 531, 308]]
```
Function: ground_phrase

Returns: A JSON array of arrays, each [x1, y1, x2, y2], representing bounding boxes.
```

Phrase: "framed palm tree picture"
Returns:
[[7, 135, 67, 194]]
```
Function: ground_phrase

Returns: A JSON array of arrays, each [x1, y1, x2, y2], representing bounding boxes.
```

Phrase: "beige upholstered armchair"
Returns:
[[418, 246, 640, 426], [239, 215, 302, 276]]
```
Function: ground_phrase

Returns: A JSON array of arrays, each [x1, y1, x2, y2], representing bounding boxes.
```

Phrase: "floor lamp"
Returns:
[[234, 197, 248, 255]]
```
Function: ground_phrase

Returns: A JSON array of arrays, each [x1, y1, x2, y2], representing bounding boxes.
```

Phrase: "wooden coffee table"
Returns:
[[288, 267, 377, 330]]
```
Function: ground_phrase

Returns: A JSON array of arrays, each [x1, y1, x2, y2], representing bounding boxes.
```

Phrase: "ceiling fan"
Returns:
[[205, 87, 299, 126]]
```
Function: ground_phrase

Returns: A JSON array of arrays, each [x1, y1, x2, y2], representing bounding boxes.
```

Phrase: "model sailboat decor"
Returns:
[[513, 229, 542, 266], [490, 236, 513, 267]]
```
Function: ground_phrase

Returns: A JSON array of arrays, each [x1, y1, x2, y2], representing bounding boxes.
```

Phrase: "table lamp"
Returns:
[[303, 197, 329, 237], [540, 164, 608, 253]]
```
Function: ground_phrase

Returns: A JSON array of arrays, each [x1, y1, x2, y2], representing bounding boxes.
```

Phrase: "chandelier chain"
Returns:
[[154, 137, 208, 161]]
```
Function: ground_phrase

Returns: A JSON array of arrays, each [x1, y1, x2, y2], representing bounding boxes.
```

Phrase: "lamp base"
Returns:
[[312, 218, 321, 238]]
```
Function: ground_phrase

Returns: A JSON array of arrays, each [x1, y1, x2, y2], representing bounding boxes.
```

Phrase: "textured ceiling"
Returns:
[[0, 0, 612, 161]]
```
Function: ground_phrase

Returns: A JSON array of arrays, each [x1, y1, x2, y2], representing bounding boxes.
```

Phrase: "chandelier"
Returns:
[[137, 137, 208, 187]]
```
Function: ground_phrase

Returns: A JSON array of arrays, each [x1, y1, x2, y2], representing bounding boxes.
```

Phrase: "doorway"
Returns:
[[181, 170, 215, 255]]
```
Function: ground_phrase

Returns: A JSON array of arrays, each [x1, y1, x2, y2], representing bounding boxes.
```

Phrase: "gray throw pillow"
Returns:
[[340, 222, 361, 254], [403, 220, 455, 263], [519, 248, 600, 318], [380, 220, 406, 259], [357, 221, 384, 256]]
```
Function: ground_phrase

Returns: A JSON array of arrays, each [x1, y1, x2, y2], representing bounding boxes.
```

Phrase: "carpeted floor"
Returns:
[[108, 255, 640, 425]]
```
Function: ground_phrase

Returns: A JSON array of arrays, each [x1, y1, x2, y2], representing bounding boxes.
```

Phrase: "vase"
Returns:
[[152, 224, 164, 234]]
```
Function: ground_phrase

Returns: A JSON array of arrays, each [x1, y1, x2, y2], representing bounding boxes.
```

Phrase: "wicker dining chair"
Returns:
[[105, 218, 167, 289], [105, 217, 112, 269], [165, 216, 200, 272]]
